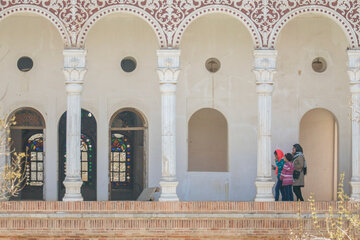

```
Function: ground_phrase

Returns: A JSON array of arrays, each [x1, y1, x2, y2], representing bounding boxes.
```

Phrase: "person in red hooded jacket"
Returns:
[[272, 149, 285, 201]]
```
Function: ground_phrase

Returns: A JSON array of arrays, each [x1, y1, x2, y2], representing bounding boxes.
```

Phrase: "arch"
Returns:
[[269, 6, 357, 49], [58, 109, 97, 201], [79, 6, 166, 48], [0, 5, 70, 47], [8, 107, 45, 200], [8, 107, 45, 128], [188, 108, 228, 172], [109, 108, 147, 200], [173, 5, 262, 48], [109, 107, 148, 129], [299, 108, 338, 201]]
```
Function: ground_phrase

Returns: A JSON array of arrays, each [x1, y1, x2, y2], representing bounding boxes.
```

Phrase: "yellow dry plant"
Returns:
[[0, 114, 26, 200], [291, 173, 360, 240]]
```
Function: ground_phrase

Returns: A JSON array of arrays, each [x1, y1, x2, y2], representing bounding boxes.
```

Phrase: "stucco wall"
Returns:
[[274, 13, 351, 197], [0, 12, 352, 201]]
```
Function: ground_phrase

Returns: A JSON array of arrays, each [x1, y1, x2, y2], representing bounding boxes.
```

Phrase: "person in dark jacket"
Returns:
[[292, 144, 305, 201]]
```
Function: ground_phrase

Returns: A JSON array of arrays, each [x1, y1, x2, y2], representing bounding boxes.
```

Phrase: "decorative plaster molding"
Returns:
[[253, 50, 277, 93], [63, 49, 87, 84], [157, 49, 181, 85], [0, 1, 358, 48], [348, 50, 360, 85]]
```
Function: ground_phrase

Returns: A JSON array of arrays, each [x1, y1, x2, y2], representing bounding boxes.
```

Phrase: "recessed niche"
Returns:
[[312, 57, 327, 73], [17, 57, 33, 72], [205, 58, 221, 73], [121, 57, 137, 73]]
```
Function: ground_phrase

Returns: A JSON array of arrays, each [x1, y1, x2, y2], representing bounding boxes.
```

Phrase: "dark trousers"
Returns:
[[293, 186, 304, 201], [283, 185, 293, 201], [275, 179, 285, 201]]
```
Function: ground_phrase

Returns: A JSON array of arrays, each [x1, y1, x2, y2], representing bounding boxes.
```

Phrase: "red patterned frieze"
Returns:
[[0, 0, 359, 49]]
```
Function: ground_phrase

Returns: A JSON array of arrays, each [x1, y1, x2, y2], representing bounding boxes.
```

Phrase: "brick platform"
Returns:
[[0, 201, 357, 239]]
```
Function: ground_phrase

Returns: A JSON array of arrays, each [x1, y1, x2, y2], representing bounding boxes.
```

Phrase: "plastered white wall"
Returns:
[[0, 12, 352, 201]]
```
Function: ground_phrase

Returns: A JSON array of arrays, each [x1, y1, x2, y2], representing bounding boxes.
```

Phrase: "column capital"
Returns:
[[157, 49, 181, 68], [348, 50, 360, 90], [63, 49, 87, 85], [253, 49, 277, 93]]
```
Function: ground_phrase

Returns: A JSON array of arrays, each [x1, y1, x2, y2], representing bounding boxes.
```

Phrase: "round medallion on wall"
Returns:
[[121, 57, 137, 73], [17, 56, 33, 72], [312, 57, 327, 73], [205, 58, 221, 73]]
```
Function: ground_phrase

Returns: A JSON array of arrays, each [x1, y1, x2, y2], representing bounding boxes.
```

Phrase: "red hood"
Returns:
[[275, 149, 284, 162]]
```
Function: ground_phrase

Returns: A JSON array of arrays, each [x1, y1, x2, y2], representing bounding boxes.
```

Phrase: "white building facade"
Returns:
[[0, 0, 360, 202]]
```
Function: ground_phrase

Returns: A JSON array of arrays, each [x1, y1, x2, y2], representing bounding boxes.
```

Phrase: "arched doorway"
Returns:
[[58, 109, 97, 201], [188, 108, 228, 172], [300, 108, 338, 201], [9, 108, 45, 200], [109, 109, 146, 200]]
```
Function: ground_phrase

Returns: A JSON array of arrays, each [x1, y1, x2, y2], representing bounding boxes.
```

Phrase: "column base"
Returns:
[[62, 177, 83, 201], [350, 181, 360, 201], [254, 180, 275, 202], [159, 180, 179, 201]]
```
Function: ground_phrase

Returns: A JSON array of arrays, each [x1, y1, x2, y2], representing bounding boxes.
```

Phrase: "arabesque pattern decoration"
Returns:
[[0, 0, 359, 49]]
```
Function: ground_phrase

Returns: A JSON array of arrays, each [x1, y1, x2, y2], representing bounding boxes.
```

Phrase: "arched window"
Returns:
[[58, 109, 97, 201], [9, 108, 45, 200], [109, 109, 146, 200], [188, 108, 228, 172]]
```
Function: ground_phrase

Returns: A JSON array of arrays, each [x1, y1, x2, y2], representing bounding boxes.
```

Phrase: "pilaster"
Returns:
[[62, 49, 87, 201], [253, 49, 277, 202], [348, 49, 360, 201], [157, 49, 180, 201]]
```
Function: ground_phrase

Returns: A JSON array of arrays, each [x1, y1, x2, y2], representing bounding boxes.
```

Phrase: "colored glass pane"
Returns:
[[26, 133, 44, 186], [110, 133, 131, 187]]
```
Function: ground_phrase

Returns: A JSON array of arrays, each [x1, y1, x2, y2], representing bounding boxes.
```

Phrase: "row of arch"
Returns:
[[0, 4, 357, 48], [9, 106, 338, 201], [10, 107, 147, 201]]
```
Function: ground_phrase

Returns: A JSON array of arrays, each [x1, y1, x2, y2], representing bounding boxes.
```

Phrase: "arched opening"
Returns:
[[58, 109, 97, 201], [300, 108, 338, 201], [273, 14, 349, 195], [188, 108, 228, 172], [9, 108, 45, 200], [109, 109, 146, 200]]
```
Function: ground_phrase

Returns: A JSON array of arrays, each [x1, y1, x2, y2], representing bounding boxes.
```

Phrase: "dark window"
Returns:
[[205, 58, 221, 73], [121, 57, 137, 73], [17, 57, 33, 72]]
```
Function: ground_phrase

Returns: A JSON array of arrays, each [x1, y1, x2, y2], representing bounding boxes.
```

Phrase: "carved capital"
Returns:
[[63, 49, 87, 84], [157, 49, 181, 84], [348, 50, 360, 88], [253, 50, 277, 94]]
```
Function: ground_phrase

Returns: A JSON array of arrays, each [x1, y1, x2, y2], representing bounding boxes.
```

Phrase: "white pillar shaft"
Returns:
[[257, 92, 272, 179], [157, 49, 180, 201], [348, 49, 360, 201], [253, 50, 277, 202], [352, 92, 360, 182], [66, 88, 81, 177], [62, 49, 87, 202], [161, 86, 177, 179]]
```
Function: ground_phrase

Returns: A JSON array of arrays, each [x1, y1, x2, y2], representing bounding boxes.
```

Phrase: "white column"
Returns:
[[253, 49, 277, 202], [62, 49, 87, 201], [157, 49, 180, 201], [348, 50, 360, 201]]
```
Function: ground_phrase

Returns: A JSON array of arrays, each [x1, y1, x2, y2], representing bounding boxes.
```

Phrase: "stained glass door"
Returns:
[[58, 109, 97, 201], [109, 110, 146, 200], [9, 108, 45, 201]]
